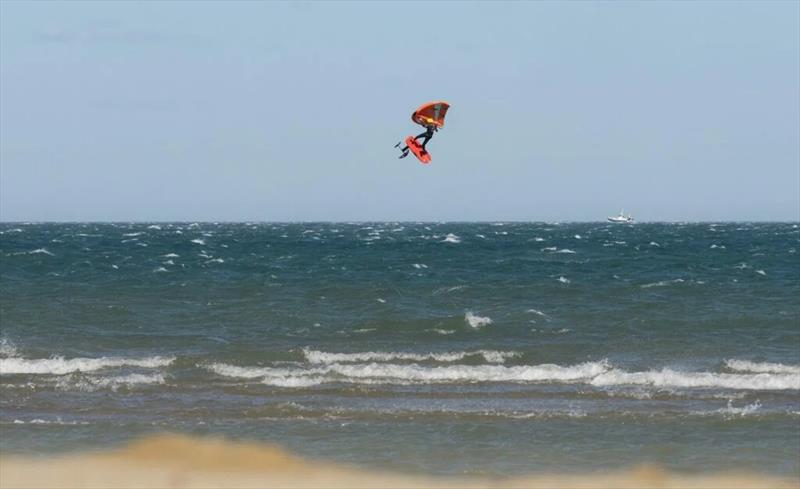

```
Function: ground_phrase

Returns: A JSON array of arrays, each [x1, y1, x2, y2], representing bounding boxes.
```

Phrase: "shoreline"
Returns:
[[1, 434, 796, 489]]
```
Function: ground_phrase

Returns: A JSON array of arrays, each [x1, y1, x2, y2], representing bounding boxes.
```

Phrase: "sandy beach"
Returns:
[[1, 434, 796, 489]]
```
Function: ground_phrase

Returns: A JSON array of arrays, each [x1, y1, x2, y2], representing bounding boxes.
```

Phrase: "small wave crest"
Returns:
[[641, 278, 684, 289], [464, 311, 493, 329], [590, 368, 799, 391], [56, 373, 166, 392], [725, 359, 800, 375], [13, 248, 54, 256], [715, 399, 762, 418], [206, 360, 611, 387], [204, 359, 799, 391], [0, 338, 19, 358], [0, 355, 175, 375], [302, 348, 519, 364]]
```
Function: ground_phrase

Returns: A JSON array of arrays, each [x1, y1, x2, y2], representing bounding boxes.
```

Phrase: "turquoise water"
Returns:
[[1, 222, 798, 476]]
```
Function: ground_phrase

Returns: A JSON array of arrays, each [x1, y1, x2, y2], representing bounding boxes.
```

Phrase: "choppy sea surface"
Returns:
[[1, 222, 798, 476]]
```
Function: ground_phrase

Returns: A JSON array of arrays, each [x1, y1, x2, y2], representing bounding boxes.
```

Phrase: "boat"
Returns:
[[607, 210, 634, 223]]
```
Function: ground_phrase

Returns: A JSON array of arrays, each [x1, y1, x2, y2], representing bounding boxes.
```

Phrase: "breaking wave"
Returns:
[[206, 360, 611, 387], [203, 359, 800, 391], [0, 356, 175, 375], [464, 311, 493, 329]]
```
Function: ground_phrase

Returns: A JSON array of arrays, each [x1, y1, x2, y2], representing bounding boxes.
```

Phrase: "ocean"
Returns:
[[1, 222, 798, 477]]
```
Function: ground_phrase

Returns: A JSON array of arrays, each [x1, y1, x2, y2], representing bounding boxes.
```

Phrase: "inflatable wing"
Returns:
[[411, 101, 450, 128]]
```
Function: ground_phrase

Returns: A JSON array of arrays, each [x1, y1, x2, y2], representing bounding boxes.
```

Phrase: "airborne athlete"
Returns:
[[395, 101, 450, 164], [397, 124, 437, 160]]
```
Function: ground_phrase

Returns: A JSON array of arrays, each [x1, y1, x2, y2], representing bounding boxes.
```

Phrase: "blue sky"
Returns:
[[1, 1, 798, 221]]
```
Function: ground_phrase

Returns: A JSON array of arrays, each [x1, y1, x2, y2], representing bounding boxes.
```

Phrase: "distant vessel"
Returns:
[[607, 210, 634, 223]]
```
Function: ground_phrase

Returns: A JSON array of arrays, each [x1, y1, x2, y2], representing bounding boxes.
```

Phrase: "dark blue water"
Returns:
[[1, 222, 798, 476]]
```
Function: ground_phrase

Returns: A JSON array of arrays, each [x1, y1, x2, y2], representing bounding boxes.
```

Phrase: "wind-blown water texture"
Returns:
[[1, 222, 799, 476]]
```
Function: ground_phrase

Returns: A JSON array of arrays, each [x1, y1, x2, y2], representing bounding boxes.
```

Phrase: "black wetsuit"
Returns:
[[415, 125, 436, 151]]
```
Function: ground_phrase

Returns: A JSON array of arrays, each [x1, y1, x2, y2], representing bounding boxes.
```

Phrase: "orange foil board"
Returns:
[[411, 101, 450, 128], [405, 136, 431, 164]]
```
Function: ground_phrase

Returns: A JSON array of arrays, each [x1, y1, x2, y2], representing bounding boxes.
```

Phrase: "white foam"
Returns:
[[430, 329, 456, 335], [211, 361, 798, 391], [19, 248, 54, 256], [0, 356, 175, 375], [9, 418, 89, 426], [122, 232, 144, 237], [526, 309, 548, 317], [541, 246, 557, 252], [649, 241, 661, 247], [206, 363, 275, 379], [154, 267, 168, 273], [376, 298, 386, 303], [302, 348, 519, 364], [558, 276, 570, 284], [433, 285, 466, 295], [163, 253, 180, 258], [412, 263, 428, 269], [574, 234, 582, 239], [725, 359, 800, 375], [756, 269, 767, 276], [465, 311, 493, 329], [590, 368, 799, 391], [534, 237, 545, 242], [442, 233, 461, 243], [263, 376, 324, 388], [715, 399, 762, 417], [57, 373, 165, 391], [206, 360, 610, 385], [641, 278, 684, 288], [0, 338, 18, 358], [191, 239, 206, 245], [555, 249, 576, 254]]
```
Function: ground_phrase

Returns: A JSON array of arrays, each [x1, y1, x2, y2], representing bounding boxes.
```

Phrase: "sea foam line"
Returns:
[[302, 349, 519, 364], [589, 369, 799, 391], [0, 356, 175, 375], [206, 360, 611, 386], [55, 373, 166, 392], [204, 360, 800, 391], [725, 359, 800, 375]]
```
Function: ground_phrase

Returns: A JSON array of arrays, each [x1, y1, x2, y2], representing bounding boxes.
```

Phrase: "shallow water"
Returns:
[[1, 222, 798, 476]]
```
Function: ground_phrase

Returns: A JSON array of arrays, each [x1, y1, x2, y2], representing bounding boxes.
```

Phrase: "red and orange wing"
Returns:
[[411, 101, 450, 128]]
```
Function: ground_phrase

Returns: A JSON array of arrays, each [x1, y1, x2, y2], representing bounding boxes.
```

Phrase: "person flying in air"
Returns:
[[395, 101, 450, 163], [396, 123, 438, 159]]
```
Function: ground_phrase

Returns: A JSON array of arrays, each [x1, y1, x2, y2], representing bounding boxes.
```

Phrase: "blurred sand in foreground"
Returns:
[[1, 434, 796, 489]]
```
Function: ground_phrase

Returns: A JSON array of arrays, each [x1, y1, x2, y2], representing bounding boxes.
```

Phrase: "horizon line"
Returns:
[[1, 220, 798, 225]]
